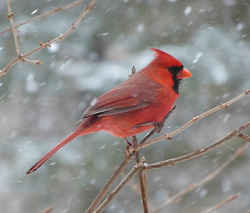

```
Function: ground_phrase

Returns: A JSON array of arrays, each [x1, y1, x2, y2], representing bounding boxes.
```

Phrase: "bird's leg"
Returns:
[[139, 128, 157, 145], [124, 137, 132, 146], [154, 105, 176, 133], [140, 105, 176, 144], [132, 136, 140, 162], [124, 137, 134, 157]]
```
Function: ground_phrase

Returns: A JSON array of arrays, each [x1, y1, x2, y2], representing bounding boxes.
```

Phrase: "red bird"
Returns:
[[27, 48, 192, 174]]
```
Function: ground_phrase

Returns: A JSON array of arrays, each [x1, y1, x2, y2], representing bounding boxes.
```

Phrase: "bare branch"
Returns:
[[94, 165, 140, 213], [0, 0, 96, 78], [133, 136, 149, 213], [138, 89, 250, 151], [0, 58, 19, 77], [85, 152, 131, 213], [22, 57, 42, 65], [238, 133, 250, 143], [7, 0, 21, 56], [139, 166, 149, 213], [144, 121, 250, 170], [203, 193, 240, 213], [0, 0, 86, 36], [152, 143, 249, 213]]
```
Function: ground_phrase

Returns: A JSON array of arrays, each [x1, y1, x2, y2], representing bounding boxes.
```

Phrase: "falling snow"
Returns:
[[211, 64, 228, 84], [236, 22, 245, 31], [199, 188, 208, 198], [184, 6, 192, 16], [192, 52, 203, 64], [26, 73, 39, 93], [49, 162, 57, 166], [136, 24, 145, 33], [223, 0, 236, 6], [31, 8, 38, 15], [223, 113, 231, 123], [90, 179, 96, 185], [48, 43, 60, 53], [97, 32, 109, 37], [222, 178, 232, 192]]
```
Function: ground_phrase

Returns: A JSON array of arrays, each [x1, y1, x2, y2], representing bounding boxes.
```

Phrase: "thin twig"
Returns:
[[152, 143, 249, 213], [238, 133, 250, 143], [133, 137, 140, 164], [0, 0, 86, 36], [7, 0, 21, 56], [138, 89, 250, 151], [203, 193, 240, 213], [144, 121, 250, 170], [133, 136, 149, 213], [22, 57, 42, 65], [94, 165, 140, 213], [0, 0, 96, 78], [85, 153, 131, 213], [139, 166, 149, 212], [6, 0, 41, 65]]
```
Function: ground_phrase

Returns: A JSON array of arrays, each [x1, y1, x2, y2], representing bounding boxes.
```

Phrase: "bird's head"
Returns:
[[150, 48, 192, 93]]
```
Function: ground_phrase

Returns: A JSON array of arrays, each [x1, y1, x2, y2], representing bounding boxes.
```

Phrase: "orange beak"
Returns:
[[177, 68, 192, 79]]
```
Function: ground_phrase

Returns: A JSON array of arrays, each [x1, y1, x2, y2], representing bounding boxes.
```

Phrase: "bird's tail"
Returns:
[[26, 129, 82, 175], [26, 117, 96, 175]]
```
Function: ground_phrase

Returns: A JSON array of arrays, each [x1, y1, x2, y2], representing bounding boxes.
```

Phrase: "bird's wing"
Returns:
[[82, 83, 157, 118]]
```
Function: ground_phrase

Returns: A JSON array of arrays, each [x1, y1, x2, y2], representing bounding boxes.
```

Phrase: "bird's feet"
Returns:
[[154, 105, 176, 133], [124, 138, 134, 157]]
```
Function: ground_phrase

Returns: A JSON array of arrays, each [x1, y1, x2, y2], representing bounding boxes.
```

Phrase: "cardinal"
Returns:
[[27, 48, 192, 174]]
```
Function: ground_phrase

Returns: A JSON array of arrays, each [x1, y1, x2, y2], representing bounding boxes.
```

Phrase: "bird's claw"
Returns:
[[154, 105, 176, 133], [125, 144, 134, 157], [124, 138, 132, 146], [153, 121, 164, 133], [124, 138, 134, 157]]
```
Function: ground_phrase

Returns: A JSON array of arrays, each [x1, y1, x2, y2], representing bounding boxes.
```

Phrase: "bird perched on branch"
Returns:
[[27, 48, 192, 174]]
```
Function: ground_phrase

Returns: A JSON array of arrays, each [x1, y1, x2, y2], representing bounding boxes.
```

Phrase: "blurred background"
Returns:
[[0, 0, 250, 212]]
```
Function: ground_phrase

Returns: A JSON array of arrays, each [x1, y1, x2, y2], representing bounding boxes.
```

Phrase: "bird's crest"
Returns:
[[150, 48, 183, 68]]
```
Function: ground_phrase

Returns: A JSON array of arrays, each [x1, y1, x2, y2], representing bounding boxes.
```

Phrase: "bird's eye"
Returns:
[[168, 65, 183, 73]]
